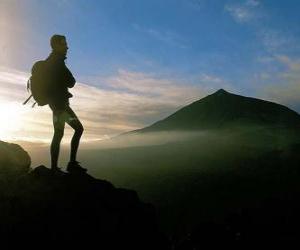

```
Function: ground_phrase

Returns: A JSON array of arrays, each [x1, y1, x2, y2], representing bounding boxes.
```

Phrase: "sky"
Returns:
[[1, 0, 300, 144]]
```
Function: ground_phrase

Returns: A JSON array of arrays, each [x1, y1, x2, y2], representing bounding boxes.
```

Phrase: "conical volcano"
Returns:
[[133, 89, 300, 133]]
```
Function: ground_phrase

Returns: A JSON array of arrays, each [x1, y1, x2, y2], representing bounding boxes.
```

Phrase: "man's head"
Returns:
[[50, 34, 68, 56]]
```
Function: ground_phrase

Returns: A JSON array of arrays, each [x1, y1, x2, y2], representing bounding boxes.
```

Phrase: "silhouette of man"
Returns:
[[47, 34, 86, 173]]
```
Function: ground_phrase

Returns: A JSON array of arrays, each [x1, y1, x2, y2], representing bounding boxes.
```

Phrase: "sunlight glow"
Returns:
[[0, 101, 23, 140]]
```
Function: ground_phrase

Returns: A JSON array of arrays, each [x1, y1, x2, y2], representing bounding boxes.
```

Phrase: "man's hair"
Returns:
[[50, 34, 66, 49]]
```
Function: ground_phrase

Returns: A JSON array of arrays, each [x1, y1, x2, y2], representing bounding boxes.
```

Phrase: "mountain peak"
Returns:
[[130, 89, 300, 133], [214, 88, 229, 95]]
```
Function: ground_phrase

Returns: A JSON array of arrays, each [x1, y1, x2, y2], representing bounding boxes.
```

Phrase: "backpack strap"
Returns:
[[31, 102, 37, 108], [27, 79, 30, 91], [23, 94, 33, 105], [23, 79, 33, 105]]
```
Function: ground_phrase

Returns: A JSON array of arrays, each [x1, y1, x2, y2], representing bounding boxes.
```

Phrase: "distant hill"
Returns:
[[127, 89, 300, 134]]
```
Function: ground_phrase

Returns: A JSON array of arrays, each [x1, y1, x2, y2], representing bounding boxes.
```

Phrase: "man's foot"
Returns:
[[51, 166, 66, 176], [66, 160, 87, 173]]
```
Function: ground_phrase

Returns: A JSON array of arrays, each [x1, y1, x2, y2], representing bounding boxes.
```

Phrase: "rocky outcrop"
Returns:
[[0, 165, 169, 248], [0, 140, 31, 175]]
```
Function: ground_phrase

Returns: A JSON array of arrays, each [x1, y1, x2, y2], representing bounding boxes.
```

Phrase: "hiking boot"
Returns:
[[51, 166, 66, 176], [66, 160, 87, 173]]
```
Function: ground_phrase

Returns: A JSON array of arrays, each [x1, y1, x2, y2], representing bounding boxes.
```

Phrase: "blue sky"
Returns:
[[3, 0, 300, 89], [1, 0, 300, 143]]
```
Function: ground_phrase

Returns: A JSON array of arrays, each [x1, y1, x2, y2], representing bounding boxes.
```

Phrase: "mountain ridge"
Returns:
[[124, 89, 300, 134]]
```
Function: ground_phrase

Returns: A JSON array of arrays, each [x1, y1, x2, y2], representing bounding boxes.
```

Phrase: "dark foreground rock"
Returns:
[[0, 165, 169, 249], [0, 140, 31, 176]]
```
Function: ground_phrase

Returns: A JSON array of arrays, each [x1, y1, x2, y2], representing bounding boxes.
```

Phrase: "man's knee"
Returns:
[[75, 124, 84, 135], [54, 128, 64, 139]]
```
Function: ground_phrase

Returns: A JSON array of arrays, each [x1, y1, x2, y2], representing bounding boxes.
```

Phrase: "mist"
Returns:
[[80, 130, 211, 150]]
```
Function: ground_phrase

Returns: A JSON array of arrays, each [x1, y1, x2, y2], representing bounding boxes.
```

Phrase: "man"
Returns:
[[47, 34, 86, 173]]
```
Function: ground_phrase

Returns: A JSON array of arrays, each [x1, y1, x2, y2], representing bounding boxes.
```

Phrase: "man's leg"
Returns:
[[50, 110, 66, 169], [64, 105, 84, 162]]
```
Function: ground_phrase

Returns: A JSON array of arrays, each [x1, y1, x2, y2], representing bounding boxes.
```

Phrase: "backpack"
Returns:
[[23, 60, 52, 108]]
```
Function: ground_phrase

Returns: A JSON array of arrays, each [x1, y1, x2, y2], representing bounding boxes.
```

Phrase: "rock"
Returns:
[[0, 165, 169, 249], [0, 140, 31, 176]]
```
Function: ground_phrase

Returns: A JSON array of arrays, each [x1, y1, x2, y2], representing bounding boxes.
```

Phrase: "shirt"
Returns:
[[46, 51, 75, 106]]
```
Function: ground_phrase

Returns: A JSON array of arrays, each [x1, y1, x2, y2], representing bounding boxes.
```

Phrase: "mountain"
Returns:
[[85, 89, 300, 244], [128, 89, 300, 133]]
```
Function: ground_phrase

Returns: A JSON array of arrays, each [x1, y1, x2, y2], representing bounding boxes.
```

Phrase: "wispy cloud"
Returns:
[[106, 69, 201, 99], [0, 67, 227, 144], [225, 1, 299, 56], [257, 55, 300, 112], [225, 0, 261, 23], [259, 29, 296, 53], [132, 23, 188, 49], [246, 0, 260, 7]]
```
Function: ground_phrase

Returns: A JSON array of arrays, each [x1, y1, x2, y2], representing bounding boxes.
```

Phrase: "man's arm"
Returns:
[[63, 64, 76, 88]]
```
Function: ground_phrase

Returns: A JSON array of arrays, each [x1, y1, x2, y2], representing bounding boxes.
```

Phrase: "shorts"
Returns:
[[49, 102, 79, 129]]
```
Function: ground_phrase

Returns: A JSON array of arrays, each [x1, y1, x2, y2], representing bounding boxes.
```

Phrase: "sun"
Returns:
[[0, 101, 23, 141]]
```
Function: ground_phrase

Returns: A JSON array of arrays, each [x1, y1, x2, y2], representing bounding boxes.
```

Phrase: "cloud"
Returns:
[[198, 73, 224, 84], [276, 55, 300, 72], [106, 69, 201, 99], [246, 0, 260, 7], [0, 67, 228, 144], [258, 55, 300, 112], [132, 23, 188, 49], [225, 1, 298, 55], [259, 29, 296, 53], [225, 0, 260, 23]]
